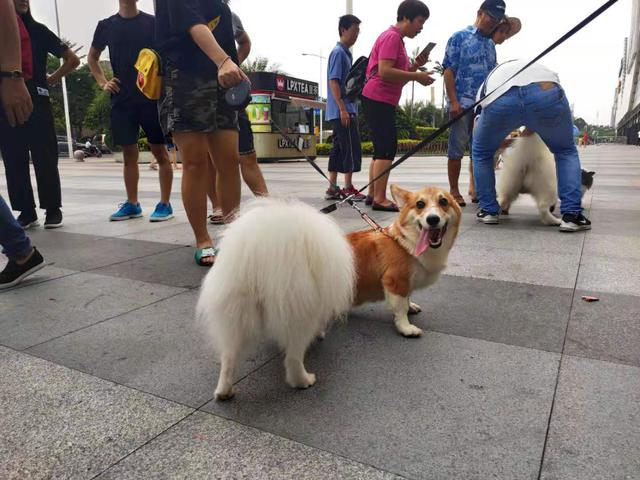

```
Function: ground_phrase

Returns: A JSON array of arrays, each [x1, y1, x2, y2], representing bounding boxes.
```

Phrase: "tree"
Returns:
[[574, 117, 587, 132], [84, 90, 113, 146], [64, 65, 101, 137], [241, 56, 287, 75]]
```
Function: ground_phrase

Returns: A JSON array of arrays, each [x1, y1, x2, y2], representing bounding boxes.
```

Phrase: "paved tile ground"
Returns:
[[1, 145, 639, 479]]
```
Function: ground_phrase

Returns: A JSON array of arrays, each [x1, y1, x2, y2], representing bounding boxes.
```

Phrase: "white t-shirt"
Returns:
[[477, 59, 561, 108]]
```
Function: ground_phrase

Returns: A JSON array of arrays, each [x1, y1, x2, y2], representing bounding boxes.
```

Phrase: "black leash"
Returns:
[[320, 0, 619, 214], [270, 119, 388, 232]]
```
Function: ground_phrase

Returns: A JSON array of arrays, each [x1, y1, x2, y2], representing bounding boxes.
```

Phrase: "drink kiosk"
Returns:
[[246, 72, 325, 161]]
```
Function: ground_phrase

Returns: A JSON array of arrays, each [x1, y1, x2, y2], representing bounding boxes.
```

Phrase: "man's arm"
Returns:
[[87, 46, 121, 93], [443, 68, 461, 116], [47, 48, 80, 86], [236, 31, 251, 64], [0, 0, 33, 126], [329, 78, 350, 127]]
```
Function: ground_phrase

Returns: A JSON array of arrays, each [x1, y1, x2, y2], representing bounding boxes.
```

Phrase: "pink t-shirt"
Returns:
[[362, 26, 409, 106]]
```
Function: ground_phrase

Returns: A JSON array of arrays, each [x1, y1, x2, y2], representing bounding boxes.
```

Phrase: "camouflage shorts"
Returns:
[[159, 64, 238, 134]]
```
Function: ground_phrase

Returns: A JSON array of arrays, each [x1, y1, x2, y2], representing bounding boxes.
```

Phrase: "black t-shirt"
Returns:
[[92, 11, 156, 105], [154, 0, 238, 77], [20, 15, 68, 94]]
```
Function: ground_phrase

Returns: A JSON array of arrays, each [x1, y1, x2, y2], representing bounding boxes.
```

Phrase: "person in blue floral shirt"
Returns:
[[442, 0, 505, 206]]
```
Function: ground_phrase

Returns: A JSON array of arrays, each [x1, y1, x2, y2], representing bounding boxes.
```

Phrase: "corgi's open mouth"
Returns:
[[415, 223, 447, 256]]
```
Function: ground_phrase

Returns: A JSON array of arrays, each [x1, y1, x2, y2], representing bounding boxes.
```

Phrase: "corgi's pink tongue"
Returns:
[[415, 229, 430, 256]]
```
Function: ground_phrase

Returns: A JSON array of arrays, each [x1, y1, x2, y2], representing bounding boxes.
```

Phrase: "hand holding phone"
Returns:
[[414, 42, 436, 68]]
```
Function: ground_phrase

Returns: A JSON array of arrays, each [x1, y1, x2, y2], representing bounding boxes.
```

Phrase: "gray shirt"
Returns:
[[231, 11, 245, 41]]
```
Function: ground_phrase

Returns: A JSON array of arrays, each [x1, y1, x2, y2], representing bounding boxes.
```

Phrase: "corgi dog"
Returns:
[[497, 130, 595, 225], [197, 186, 462, 400]]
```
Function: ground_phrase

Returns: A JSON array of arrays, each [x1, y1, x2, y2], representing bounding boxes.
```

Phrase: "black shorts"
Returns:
[[362, 96, 397, 160], [160, 63, 238, 134], [110, 101, 165, 146], [238, 109, 254, 155], [328, 115, 362, 174]]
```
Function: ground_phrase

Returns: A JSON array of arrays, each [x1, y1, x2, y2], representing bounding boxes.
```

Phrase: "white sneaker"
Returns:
[[476, 210, 499, 225], [559, 213, 592, 232]]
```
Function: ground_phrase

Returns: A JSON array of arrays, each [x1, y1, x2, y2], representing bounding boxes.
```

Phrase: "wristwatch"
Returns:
[[0, 70, 24, 79]]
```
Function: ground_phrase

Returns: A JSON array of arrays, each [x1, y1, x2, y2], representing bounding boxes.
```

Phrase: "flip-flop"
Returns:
[[195, 246, 218, 267], [365, 195, 374, 206], [372, 202, 399, 212], [208, 213, 225, 225]]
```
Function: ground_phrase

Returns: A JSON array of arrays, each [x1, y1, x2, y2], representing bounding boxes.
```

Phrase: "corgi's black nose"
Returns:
[[426, 214, 440, 226]]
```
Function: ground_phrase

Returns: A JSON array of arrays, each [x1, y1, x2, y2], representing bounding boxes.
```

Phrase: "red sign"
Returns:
[[276, 76, 285, 91]]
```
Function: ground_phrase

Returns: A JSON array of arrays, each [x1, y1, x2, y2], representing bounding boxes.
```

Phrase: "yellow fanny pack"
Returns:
[[134, 48, 162, 100]]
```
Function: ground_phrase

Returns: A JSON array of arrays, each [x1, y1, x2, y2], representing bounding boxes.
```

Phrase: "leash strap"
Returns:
[[271, 119, 387, 230], [321, 0, 619, 213]]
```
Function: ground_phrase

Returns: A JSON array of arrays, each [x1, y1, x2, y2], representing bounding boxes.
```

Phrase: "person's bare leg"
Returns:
[[206, 130, 241, 221], [328, 171, 338, 189], [122, 144, 140, 204], [468, 160, 476, 200], [368, 159, 375, 198], [173, 132, 213, 262], [150, 144, 172, 204], [170, 149, 179, 169], [373, 159, 393, 205], [207, 155, 219, 212], [448, 157, 464, 201], [240, 152, 268, 196], [344, 172, 353, 188]]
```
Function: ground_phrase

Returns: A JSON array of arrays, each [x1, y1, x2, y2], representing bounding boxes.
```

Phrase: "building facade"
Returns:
[[612, 0, 640, 143]]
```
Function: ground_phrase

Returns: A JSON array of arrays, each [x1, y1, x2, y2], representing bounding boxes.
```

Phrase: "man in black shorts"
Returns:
[[88, 0, 174, 222]]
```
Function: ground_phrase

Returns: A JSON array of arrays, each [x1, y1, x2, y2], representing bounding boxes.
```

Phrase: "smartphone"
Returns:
[[419, 42, 437, 58]]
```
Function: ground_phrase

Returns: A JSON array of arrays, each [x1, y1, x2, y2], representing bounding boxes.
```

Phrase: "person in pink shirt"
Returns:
[[362, 0, 435, 211]]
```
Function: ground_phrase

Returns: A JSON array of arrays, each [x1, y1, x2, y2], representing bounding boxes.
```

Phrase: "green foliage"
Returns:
[[84, 90, 111, 132], [241, 56, 286, 75], [416, 126, 448, 141], [395, 107, 417, 140], [65, 65, 101, 136], [574, 117, 587, 131], [138, 137, 151, 152]]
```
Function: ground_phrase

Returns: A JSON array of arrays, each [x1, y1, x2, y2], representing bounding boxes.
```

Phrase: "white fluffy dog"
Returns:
[[196, 199, 355, 401], [497, 130, 563, 225]]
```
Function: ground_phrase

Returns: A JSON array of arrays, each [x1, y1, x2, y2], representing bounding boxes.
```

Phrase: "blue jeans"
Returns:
[[0, 194, 31, 261], [472, 84, 583, 215]]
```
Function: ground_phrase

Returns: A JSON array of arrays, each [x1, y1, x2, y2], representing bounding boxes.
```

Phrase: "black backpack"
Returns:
[[343, 56, 370, 103]]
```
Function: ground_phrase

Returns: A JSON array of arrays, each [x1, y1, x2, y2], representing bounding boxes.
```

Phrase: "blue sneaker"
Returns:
[[150, 202, 174, 222], [110, 202, 143, 221]]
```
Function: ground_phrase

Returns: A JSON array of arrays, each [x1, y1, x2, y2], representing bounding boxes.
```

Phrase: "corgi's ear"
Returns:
[[588, 171, 596, 176], [390, 184, 411, 208]]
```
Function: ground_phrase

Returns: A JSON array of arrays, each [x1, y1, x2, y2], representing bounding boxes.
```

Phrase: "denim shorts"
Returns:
[[447, 109, 474, 160]]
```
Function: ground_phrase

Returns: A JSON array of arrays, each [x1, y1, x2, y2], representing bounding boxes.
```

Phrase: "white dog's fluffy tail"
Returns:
[[196, 198, 355, 356]]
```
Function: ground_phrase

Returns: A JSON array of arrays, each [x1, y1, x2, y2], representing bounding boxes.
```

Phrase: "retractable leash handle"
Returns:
[[320, 0, 619, 215]]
